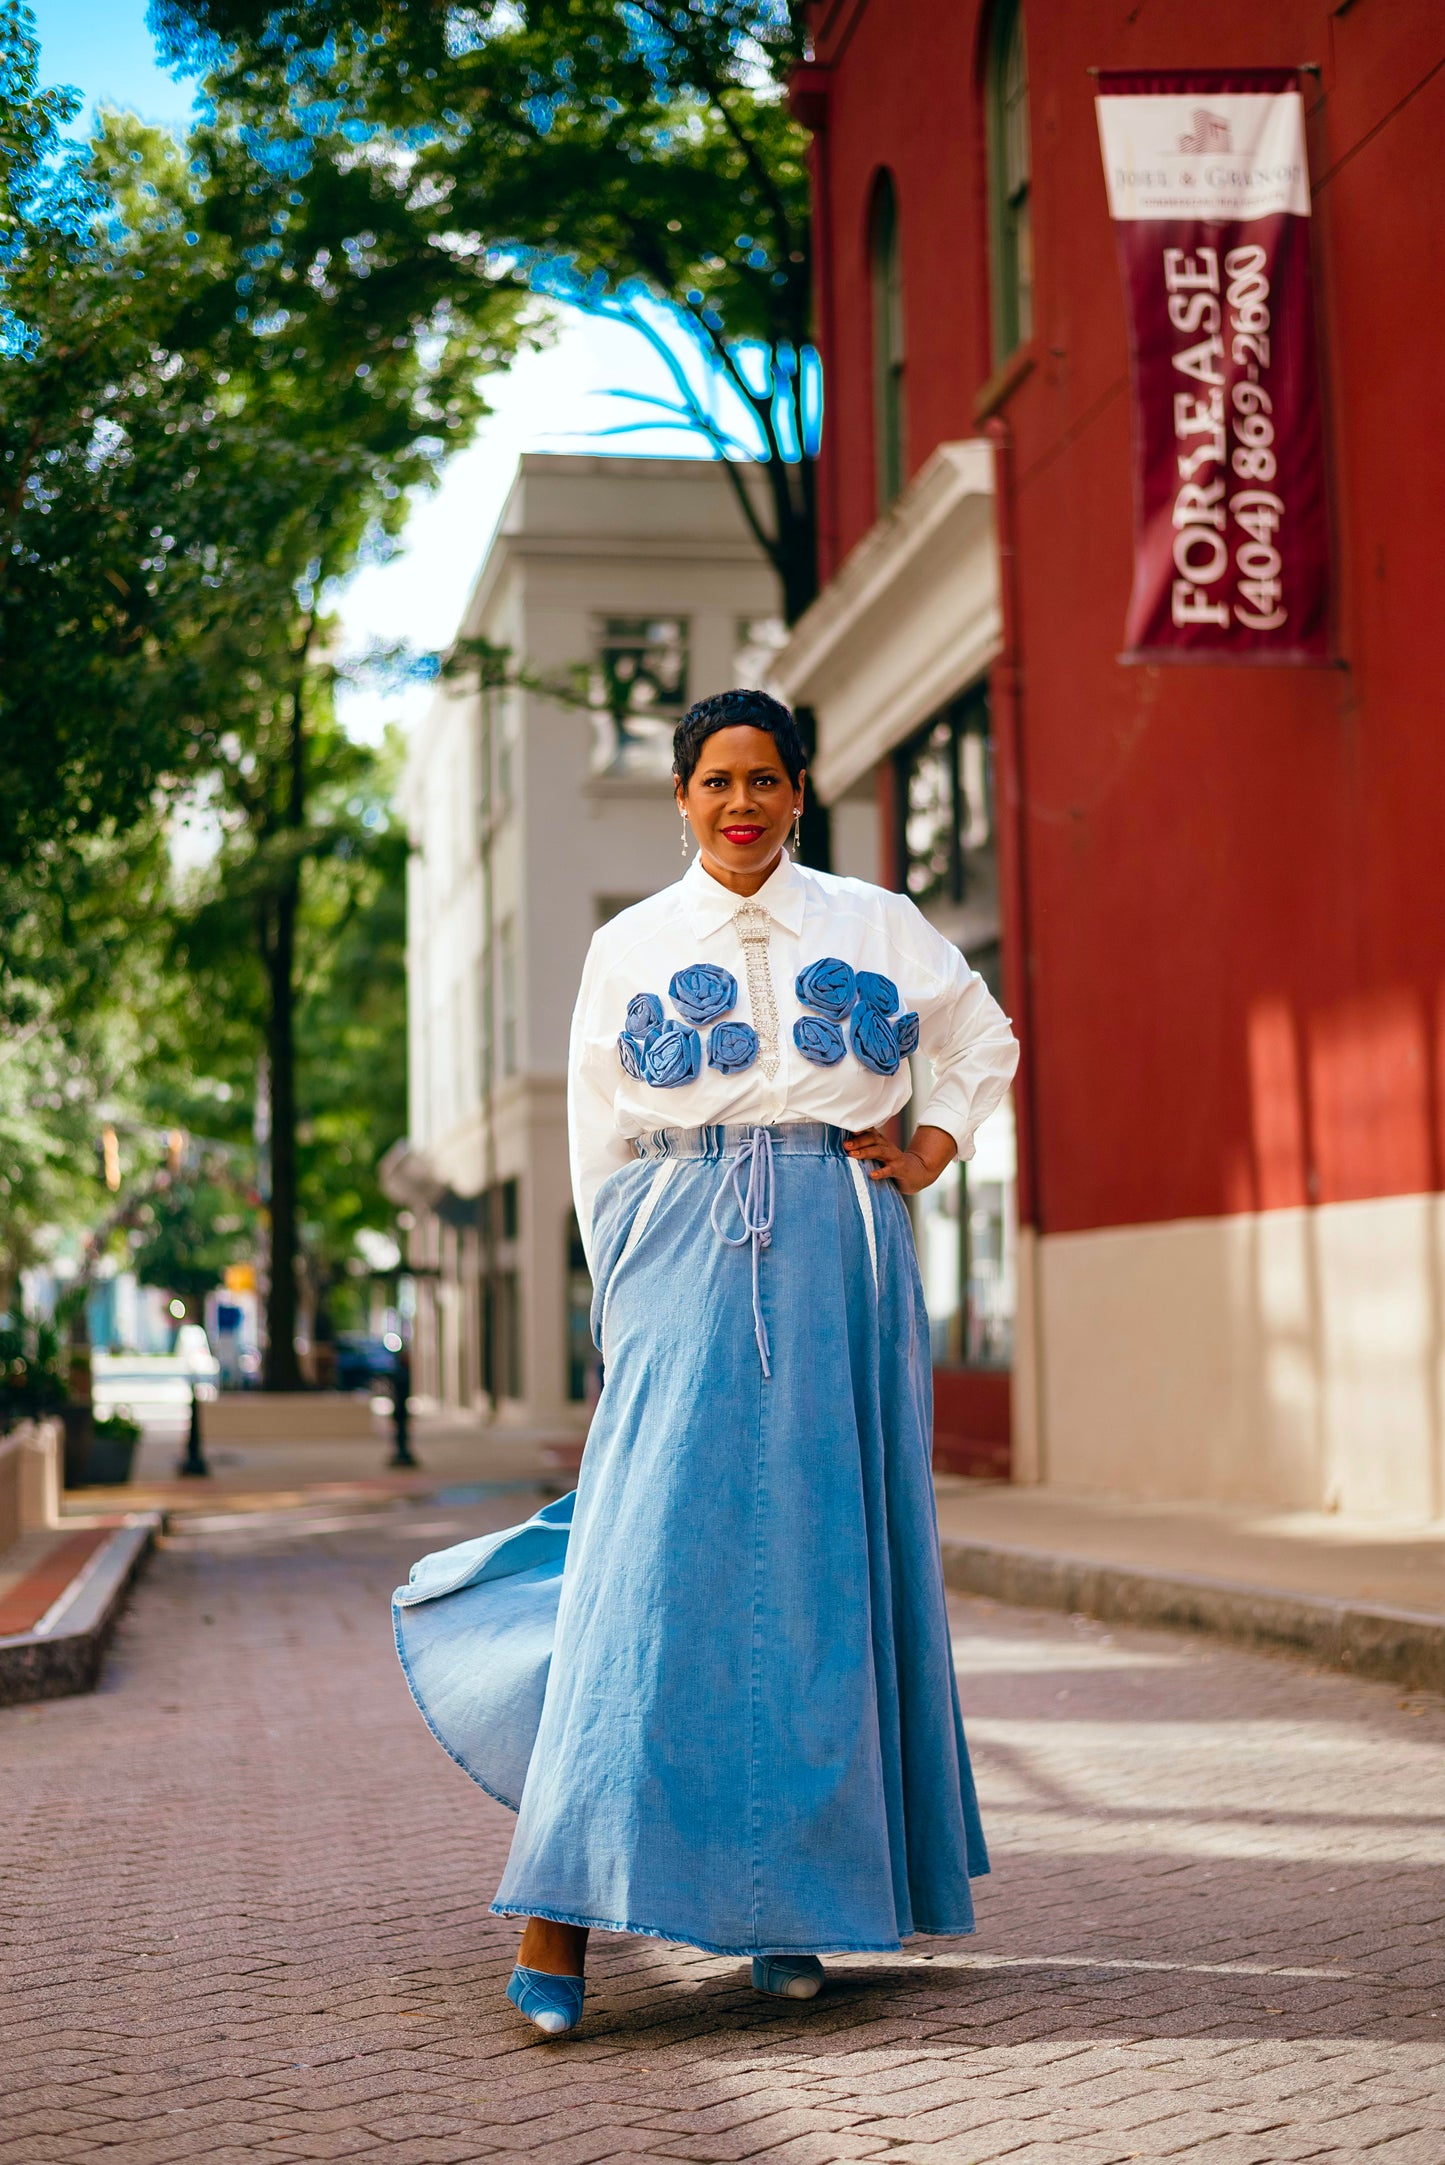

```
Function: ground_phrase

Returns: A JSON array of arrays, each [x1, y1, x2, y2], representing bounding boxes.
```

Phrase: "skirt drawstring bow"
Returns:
[[709, 1124, 775, 1376]]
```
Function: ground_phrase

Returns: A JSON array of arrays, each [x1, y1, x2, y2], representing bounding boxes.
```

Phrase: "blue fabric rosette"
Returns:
[[855, 970, 899, 1016], [850, 1001, 901, 1077], [896, 1011, 921, 1056], [641, 1019, 703, 1088], [795, 957, 856, 1020], [707, 1020, 759, 1075], [669, 964, 737, 1025], [617, 1031, 647, 1080], [793, 1014, 846, 1068], [626, 992, 664, 1036]]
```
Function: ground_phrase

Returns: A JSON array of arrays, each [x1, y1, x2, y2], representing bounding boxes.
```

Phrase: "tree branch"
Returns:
[[624, 0, 800, 251]]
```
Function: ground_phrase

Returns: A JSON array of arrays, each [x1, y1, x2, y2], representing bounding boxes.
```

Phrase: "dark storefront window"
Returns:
[[894, 688, 1001, 996], [479, 1177, 522, 1401], [894, 691, 1015, 1371]]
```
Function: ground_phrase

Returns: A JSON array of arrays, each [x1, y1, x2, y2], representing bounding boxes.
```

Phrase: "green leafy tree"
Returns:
[[291, 734, 408, 1335], [1, 103, 522, 870], [0, 0, 107, 359], [149, 0, 821, 617], [130, 1161, 256, 1322], [0, 91, 222, 863], [167, 711, 408, 1381], [0, 829, 171, 1302], [2, 92, 520, 1383]]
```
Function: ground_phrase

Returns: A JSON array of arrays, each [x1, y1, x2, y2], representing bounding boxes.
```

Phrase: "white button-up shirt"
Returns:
[[568, 850, 1020, 1265]]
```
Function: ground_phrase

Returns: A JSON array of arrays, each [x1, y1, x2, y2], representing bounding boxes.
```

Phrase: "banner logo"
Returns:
[[1178, 109, 1231, 154]]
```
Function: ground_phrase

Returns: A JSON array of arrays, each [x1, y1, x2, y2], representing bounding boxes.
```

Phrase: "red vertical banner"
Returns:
[[1096, 70, 1331, 661]]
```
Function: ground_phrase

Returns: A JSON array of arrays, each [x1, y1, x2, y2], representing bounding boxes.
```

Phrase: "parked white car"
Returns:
[[93, 1330, 221, 1426]]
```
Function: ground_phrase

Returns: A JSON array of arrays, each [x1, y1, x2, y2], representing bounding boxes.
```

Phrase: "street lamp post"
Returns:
[[178, 1380, 211, 1478], [388, 1335, 418, 1470]]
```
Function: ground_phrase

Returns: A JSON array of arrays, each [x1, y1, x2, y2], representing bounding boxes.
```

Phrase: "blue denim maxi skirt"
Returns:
[[393, 1122, 988, 1957]]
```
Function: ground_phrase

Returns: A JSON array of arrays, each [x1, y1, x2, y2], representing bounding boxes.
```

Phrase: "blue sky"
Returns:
[[31, 0, 199, 132], [27, 0, 722, 737]]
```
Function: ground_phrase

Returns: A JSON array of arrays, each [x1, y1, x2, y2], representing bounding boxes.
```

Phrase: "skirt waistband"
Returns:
[[633, 1121, 847, 1162]]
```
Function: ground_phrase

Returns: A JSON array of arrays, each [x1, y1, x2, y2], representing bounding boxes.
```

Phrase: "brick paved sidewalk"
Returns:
[[1, 1495, 1442, 2165]]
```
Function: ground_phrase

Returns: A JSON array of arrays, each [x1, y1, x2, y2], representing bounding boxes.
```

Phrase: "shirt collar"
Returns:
[[681, 849, 807, 940]]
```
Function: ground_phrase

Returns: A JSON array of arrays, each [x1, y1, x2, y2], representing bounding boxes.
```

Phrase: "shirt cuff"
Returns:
[[914, 1098, 975, 1162]]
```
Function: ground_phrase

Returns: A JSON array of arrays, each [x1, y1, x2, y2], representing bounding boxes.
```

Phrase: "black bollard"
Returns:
[[389, 1347, 418, 1470], [178, 1381, 211, 1477]]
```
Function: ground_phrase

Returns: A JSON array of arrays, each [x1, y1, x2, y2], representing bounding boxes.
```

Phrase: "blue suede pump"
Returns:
[[751, 1954, 824, 2000], [506, 1965, 585, 2036]]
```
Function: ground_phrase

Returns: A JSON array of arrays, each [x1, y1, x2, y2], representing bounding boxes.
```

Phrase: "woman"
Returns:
[[395, 687, 1018, 2036]]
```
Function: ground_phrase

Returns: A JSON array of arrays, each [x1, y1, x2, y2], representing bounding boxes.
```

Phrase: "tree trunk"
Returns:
[[764, 461, 832, 872], [260, 651, 310, 1392], [262, 880, 304, 1390], [764, 456, 820, 631]]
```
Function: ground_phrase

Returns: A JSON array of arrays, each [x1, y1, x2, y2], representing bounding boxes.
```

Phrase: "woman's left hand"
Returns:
[[844, 1124, 957, 1195]]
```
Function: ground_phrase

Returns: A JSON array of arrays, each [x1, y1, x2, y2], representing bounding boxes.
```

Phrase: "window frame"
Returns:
[[869, 169, 907, 513], [591, 614, 691, 777], [984, 0, 1033, 367]]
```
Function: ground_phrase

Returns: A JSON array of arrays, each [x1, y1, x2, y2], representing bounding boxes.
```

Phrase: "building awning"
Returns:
[[378, 1140, 449, 1212], [769, 440, 1001, 803]]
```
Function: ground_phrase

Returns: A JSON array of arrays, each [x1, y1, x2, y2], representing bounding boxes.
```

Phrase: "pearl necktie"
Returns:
[[733, 901, 780, 1080]]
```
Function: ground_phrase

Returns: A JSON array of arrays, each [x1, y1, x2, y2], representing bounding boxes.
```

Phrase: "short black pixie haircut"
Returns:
[[672, 688, 807, 791]]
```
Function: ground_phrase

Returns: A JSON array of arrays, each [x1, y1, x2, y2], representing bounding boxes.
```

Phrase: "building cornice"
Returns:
[[768, 440, 1001, 802], [456, 454, 777, 640], [493, 534, 769, 565]]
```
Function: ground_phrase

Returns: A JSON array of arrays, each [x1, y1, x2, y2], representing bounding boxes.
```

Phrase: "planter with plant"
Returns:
[[86, 1409, 142, 1486]]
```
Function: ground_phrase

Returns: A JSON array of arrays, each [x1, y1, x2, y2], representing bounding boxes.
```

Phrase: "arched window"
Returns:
[[985, 0, 1033, 364], [870, 171, 906, 512]]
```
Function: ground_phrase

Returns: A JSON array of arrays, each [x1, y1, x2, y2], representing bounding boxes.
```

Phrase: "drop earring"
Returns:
[[792, 804, 802, 857], [679, 807, 690, 857]]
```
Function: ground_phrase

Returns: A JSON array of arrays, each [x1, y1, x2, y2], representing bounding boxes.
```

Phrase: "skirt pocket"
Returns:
[[593, 1157, 679, 1362]]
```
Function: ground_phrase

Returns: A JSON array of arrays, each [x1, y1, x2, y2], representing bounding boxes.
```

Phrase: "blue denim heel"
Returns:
[[506, 1965, 585, 2035], [751, 1954, 824, 2000]]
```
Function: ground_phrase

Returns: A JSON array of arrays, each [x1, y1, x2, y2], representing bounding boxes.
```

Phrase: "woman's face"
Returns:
[[675, 725, 803, 884]]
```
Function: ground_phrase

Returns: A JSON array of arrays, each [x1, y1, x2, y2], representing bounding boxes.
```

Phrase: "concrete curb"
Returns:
[[0, 1514, 162, 1707], [939, 1537, 1445, 1694]]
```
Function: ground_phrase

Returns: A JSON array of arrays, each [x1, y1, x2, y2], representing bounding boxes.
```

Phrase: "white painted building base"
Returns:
[[1012, 1193, 1445, 1521]]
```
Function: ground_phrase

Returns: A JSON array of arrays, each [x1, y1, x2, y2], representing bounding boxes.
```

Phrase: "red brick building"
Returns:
[[773, 2, 1445, 1513]]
